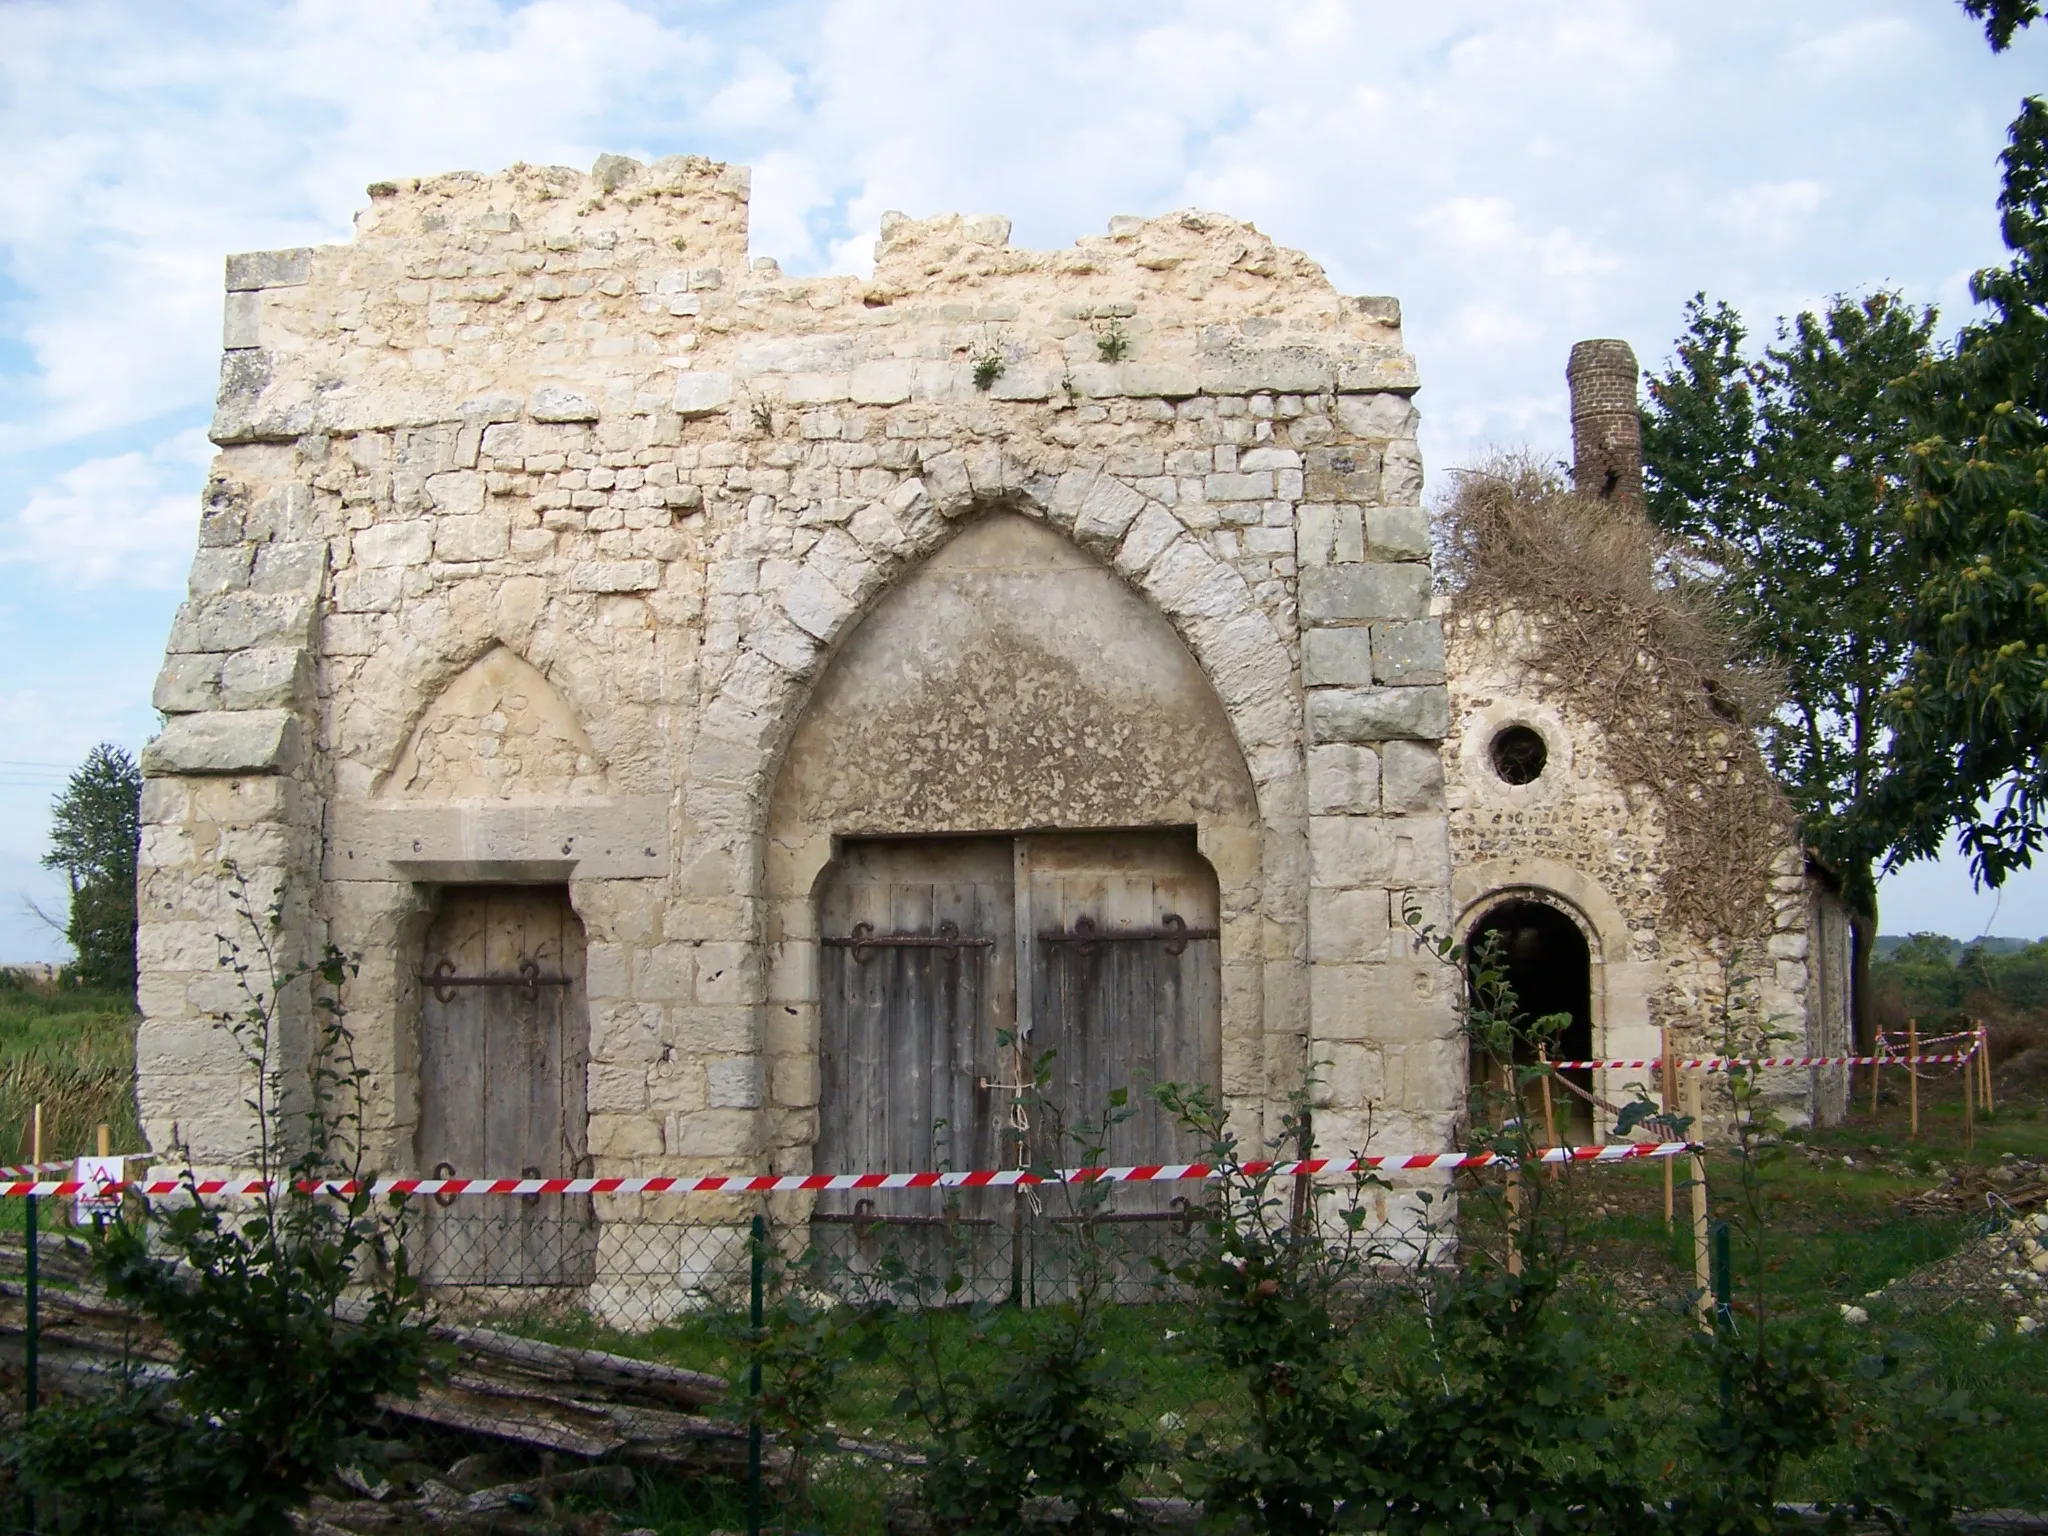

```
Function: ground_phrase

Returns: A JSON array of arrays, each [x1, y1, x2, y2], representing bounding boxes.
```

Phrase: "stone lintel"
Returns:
[[325, 798, 670, 882]]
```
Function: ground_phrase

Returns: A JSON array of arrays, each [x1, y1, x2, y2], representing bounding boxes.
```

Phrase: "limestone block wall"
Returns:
[[1444, 609, 1828, 1127], [136, 154, 1463, 1179]]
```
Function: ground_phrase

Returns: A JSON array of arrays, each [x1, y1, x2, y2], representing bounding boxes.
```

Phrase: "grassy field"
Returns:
[[538, 1065, 2048, 1534], [1, 974, 2038, 1531], [0, 975, 139, 1166]]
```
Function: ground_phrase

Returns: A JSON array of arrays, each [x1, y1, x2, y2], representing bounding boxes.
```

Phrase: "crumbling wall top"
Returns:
[[211, 153, 1415, 447]]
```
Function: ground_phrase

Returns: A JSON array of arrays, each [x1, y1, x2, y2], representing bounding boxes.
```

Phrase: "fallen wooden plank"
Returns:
[[401, 1310, 728, 1409], [375, 1374, 777, 1477]]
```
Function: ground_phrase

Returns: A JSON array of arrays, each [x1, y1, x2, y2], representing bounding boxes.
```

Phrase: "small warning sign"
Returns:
[[73, 1156, 124, 1224]]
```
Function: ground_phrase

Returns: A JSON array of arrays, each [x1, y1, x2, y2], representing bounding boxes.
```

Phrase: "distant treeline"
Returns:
[[1871, 933, 2048, 1045]]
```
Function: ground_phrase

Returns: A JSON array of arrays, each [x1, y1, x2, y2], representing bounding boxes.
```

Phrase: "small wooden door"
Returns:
[[415, 886, 595, 1287]]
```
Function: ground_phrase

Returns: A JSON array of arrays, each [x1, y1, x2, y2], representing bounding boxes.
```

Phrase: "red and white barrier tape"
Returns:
[[0, 1140, 1695, 1200], [0, 1161, 74, 1182], [1546, 1050, 1978, 1071]]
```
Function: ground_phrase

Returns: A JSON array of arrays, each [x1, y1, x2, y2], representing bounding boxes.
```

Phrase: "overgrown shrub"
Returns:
[[1349, 920, 1645, 1533], [1152, 1079, 1385, 1534], [863, 1067, 1154, 1534], [3, 866, 434, 1535]]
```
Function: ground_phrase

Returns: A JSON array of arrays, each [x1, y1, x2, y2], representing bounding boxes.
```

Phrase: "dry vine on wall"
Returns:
[[1439, 455, 1793, 956]]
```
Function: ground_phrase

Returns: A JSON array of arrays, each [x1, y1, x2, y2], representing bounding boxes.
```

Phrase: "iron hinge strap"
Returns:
[[423, 958, 570, 1002], [1036, 913, 1218, 954], [822, 920, 996, 961]]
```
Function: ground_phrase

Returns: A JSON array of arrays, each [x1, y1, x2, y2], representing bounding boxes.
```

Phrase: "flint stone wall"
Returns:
[[137, 155, 1460, 1176], [1443, 607, 1841, 1127]]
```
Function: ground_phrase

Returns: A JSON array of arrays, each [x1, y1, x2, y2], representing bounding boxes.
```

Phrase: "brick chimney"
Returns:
[[1566, 339, 1643, 507]]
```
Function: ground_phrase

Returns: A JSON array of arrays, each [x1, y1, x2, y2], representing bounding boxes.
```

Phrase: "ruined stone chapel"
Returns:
[[134, 154, 1851, 1287]]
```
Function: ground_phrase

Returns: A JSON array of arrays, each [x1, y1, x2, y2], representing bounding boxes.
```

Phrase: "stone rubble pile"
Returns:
[[1876, 1209, 2048, 1325]]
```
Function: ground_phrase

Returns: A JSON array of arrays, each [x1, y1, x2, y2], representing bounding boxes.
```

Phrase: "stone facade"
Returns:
[[136, 155, 1462, 1189]]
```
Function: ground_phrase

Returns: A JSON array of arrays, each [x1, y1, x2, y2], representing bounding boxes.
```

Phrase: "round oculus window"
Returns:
[[1490, 724, 1548, 785]]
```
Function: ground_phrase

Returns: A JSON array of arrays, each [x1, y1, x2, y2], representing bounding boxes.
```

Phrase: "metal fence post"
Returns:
[[1710, 1220, 1733, 1332], [23, 1164, 38, 1536], [748, 1211, 764, 1536]]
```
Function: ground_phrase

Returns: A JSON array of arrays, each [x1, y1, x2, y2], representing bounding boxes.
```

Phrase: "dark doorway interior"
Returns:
[[1466, 899, 1594, 1141]]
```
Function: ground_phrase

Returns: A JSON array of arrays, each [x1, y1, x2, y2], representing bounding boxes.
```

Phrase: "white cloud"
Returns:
[[0, 0, 713, 452], [704, 49, 799, 130], [1785, 16, 1916, 80], [1, 0, 2046, 955], [1, 429, 212, 588], [1716, 180, 1827, 244], [747, 151, 833, 270]]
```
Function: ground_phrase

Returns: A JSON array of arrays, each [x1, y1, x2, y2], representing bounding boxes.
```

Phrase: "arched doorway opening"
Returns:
[[764, 508, 1257, 1296], [1466, 899, 1594, 1142]]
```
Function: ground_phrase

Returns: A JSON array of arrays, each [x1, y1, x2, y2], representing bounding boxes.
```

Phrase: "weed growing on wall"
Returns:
[[1094, 319, 1132, 363], [970, 341, 1007, 392]]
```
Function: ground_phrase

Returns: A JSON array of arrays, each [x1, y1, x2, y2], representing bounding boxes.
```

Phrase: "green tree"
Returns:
[[1890, 932, 1957, 969], [1886, 92, 2048, 890], [42, 743, 142, 993], [1642, 291, 1937, 1046], [1877, 4, 2048, 882], [1963, 0, 2043, 50]]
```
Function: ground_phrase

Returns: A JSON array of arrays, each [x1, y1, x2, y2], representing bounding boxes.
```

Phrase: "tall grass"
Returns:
[[0, 971, 139, 1160]]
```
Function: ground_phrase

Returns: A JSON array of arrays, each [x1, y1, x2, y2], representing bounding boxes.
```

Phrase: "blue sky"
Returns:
[[1, 0, 2044, 961]]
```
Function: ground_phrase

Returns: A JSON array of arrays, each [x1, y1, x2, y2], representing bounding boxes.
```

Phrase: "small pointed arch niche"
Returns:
[[382, 647, 609, 803]]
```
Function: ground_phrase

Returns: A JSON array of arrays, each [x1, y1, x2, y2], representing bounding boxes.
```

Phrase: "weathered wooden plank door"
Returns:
[[1026, 830, 1222, 1171], [816, 838, 1015, 1289], [415, 886, 595, 1287], [1023, 831, 1221, 1294], [814, 831, 1220, 1298]]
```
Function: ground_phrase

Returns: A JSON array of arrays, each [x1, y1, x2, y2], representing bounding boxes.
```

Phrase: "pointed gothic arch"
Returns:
[[723, 496, 1296, 1171]]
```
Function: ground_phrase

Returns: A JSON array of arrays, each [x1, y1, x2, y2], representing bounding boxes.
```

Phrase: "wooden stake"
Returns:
[[1684, 1071, 1711, 1330], [31, 1104, 42, 1167], [1907, 1019, 1920, 1140], [1980, 1023, 1995, 1116], [1662, 1026, 1676, 1231], [1538, 1049, 1559, 1179], [1506, 1169, 1524, 1277], [96, 1124, 109, 1159], [1963, 1033, 1976, 1151], [1870, 1028, 1882, 1117]]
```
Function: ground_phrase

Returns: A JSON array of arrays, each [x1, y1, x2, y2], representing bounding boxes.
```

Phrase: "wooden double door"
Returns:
[[815, 831, 1222, 1291], [414, 886, 595, 1287]]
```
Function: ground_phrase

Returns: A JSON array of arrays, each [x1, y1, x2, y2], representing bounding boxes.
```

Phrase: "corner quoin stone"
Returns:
[[1299, 564, 1431, 624], [1308, 686, 1451, 744], [141, 710, 299, 775], [225, 248, 313, 291]]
